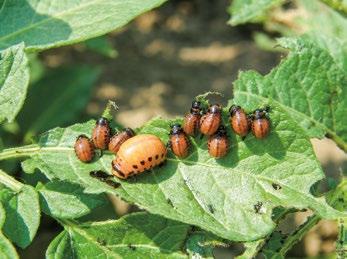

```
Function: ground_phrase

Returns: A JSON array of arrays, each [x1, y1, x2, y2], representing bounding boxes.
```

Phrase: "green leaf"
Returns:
[[228, 0, 284, 25], [320, 0, 347, 14], [20, 104, 344, 241], [233, 37, 347, 151], [0, 185, 40, 248], [17, 66, 100, 139], [295, 0, 347, 72], [257, 180, 347, 258], [37, 180, 108, 219], [46, 212, 189, 259], [0, 43, 29, 123], [237, 207, 293, 258], [0, 203, 18, 259], [0, 0, 167, 51]]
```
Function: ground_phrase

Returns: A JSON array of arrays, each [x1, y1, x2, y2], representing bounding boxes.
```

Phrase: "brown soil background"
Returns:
[[22, 0, 346, 258]]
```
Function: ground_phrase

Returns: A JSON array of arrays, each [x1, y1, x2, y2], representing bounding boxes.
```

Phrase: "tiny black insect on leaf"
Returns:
[[272, 183, 282, 190]]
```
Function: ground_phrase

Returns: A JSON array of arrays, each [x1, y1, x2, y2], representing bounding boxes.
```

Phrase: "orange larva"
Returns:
[[200, 104, 222, 136], [229, 105, 250, 138], [183, 101, 201, 136], [251, 109, 271, 139], [111, 134, 167, 179], [208, 125, 228, 158], [92, 117, 111, 150], [74, 135, 95, 163], [108, 128, 135, 154], [169, 124, 190, 158]]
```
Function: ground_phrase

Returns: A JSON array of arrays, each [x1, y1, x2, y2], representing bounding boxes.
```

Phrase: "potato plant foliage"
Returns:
[[0, 0, 346, 258]]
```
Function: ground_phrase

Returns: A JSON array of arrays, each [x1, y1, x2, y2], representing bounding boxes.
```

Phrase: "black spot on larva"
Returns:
[[272, 183, 282, 190], [148, 157, 152, 162], [132, 165, 138, 169], [280, 239, 285, 244], [140, 160, 145, 165], [161, 153, 164, 158], [117, 170, 125, 178], [155, 154, 159, 159]]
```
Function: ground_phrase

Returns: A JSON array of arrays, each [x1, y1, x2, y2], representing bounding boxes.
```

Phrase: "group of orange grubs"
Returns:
[[74, 101, 271, 180]]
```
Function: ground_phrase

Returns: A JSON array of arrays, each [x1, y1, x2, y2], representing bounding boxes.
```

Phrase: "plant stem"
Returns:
[[279, 214, 320, 255], [0, 169, 23, 192], [102, 100, 118, 121], [278, 180, 346, 256], [326, 132, 347, 153]]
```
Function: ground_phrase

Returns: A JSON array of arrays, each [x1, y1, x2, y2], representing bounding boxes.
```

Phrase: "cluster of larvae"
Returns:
[[170, 102, 270, 159], [74, 101, 271, 179]]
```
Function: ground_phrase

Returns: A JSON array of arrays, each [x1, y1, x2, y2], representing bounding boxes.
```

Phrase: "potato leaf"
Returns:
[[228, 0, 284, 25], [288, 0, 347, 72], [46, 212, 189, 259], [0, 203, 18, 259], [0, 43, 29, 123], [0, 0, 167, 51], [20, 102, 344, 241], [37, 180, 109, 219], [233, 37, 347, 151], [0, 185, 40, 248]]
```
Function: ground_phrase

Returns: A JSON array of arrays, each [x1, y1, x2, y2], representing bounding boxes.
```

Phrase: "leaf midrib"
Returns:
[[25, 144, 324, 210], [65, 224, 122, 259], [65, 221, 186, 258]]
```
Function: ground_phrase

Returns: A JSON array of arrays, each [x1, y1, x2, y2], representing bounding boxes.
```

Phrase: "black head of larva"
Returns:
[[215, 125, 227, 137], [253, 109, 267, 119], [209, 104, 222, 114], [190, 100, 201, 114], [125, 127, 135, 137], [170, 123, 183, 135], [77, 134, 88, 140], [96, 117, 109, 126], [229, 105, 241, 115]]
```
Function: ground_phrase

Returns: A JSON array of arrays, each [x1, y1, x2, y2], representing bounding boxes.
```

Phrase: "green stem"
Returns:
[[0, 144, 41, 161], [279, 214, 320, 255], [278, 180, 346, 256], [101, 100, 118, 121], [326, 132, 347, 153], [0, 169, 24, 192]]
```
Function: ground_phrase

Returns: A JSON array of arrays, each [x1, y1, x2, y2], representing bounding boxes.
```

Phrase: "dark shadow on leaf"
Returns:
[[3, 199, 31, 248], [244, 130, 286, 160], [125, 213, 189, 255], [0, 0, 71, 50]]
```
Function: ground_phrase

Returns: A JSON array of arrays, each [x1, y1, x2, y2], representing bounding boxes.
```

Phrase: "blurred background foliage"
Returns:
[[0, 0, 346, 258]]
